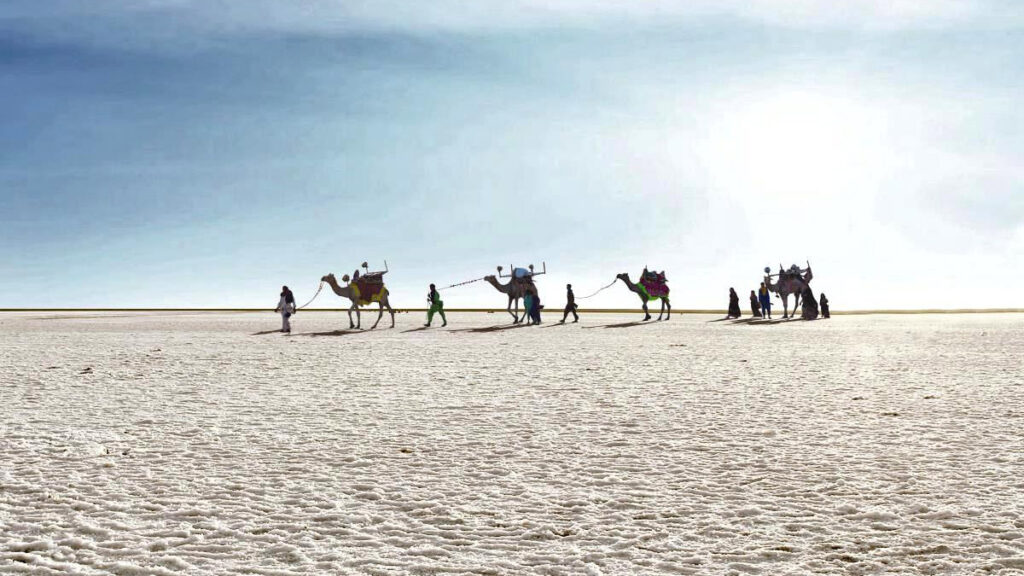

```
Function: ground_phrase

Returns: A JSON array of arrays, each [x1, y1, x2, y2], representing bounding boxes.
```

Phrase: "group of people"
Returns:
[[725, 284, 831, 320]]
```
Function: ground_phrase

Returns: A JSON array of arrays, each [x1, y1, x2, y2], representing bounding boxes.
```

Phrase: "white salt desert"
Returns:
[[1, 311, 1023, 574]]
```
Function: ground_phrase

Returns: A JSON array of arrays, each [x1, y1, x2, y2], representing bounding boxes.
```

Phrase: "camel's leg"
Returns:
[[371, 302, 384, 330], [782, 295, 789, 319], [507, 297, 518, 323], [347, 307, 355, 329], [354, 305, 362, 329], [642, 299, 651, 321], [386, 299, 395, 328], [666, 299, 671, 320]]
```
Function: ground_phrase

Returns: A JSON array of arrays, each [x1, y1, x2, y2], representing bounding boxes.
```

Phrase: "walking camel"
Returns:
[[484, 264, 542, 323], [616, 272, 671, 321], [321, 272, 395, 330], [764, 262, 813, 319]]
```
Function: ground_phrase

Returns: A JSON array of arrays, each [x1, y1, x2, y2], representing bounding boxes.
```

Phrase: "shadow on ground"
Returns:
[[450, 324, 531, 334], [298, 329, 368, 337], [584, 320, 663, 329]]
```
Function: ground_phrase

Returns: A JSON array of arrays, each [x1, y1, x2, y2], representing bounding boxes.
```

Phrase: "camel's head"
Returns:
[[321, 273, 335, 283], [616, 273, 629, 281], [483, 274, 497, 282]]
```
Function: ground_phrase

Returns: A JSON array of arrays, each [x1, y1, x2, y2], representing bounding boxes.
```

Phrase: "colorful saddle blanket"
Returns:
[[639, 270, 669, 299], [351, 274, 387, 305]]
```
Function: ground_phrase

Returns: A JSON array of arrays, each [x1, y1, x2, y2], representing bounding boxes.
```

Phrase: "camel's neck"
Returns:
[[486, 277, 510, 293], [326, 279, 352, 298], [619, 276, 639, 293]]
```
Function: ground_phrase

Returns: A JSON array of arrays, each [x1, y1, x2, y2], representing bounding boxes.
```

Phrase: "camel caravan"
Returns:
[[285, 258, 826, 332]]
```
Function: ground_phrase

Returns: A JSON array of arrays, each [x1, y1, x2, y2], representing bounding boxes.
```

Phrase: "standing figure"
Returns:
[[758, 282, 772, 320], [749, 290, 761, 318], [425, 284, 447, 327], [528, 293, 544, 325], [275, 285, 296, 333], [523, 292, 536, 325], [820, 293, 830, 319], [561, 284, 579, 323], [727, 287, 741, 319]]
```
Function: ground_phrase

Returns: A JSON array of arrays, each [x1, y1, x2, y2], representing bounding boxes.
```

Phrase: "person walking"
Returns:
[[758, 282, 772, 319], [275, 285, 296, 333], [425, 284, 446, 327], [561, 283, 579, 323], [727, 287, 742, 319], [820, 293, 831, 319], [749, 290, 761, 318]]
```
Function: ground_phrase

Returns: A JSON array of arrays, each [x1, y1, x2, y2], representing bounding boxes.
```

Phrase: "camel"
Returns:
[[764, 263, 813, 319], [616, 273, 671, 321], [321, 273, 395, 330], [484, 275, 537, 324]]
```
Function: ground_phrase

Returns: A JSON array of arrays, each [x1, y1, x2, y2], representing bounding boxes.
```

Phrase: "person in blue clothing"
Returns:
[[529, 294, 542, 324], [523, 291, 535, 325], [758, 282, 772, 319]]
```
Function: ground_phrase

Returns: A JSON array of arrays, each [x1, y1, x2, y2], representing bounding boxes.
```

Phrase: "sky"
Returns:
[[1, 1, 1022, 310]]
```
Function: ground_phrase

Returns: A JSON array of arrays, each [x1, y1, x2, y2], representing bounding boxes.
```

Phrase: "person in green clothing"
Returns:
[[425, 283, 447, 327]]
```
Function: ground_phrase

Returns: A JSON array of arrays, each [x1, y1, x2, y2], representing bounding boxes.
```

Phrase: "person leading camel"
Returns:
[[275, 286, 296, 333], [561, 284, 579, 323], [749, 290, 761, 318], [758, 282, 772, 319], [820, 293, 830, 319], [727, 287, 741, 319], [425, 284, 446, 327]]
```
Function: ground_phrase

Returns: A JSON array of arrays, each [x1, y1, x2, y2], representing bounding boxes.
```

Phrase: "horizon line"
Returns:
[[1, 308, 1022, 315]]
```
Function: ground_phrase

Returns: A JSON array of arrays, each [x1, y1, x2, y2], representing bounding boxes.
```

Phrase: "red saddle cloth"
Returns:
[[640, 270, 669, 298]]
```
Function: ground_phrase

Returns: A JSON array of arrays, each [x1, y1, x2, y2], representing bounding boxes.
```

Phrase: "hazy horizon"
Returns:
[[2, 1, 1022, 309]]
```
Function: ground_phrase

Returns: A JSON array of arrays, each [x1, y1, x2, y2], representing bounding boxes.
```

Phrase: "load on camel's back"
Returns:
[[351, 273, 387, 306], [616, 267, 671, 321]]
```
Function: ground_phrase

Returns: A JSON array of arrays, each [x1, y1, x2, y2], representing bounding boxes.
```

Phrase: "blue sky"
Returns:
[[1, 1, 1022, 309]]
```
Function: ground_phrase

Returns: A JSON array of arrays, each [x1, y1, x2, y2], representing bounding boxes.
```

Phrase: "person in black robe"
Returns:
[[820, 293, 830, 319], [749, 290, 761, 318], [727, 288, 741, 318], [801, 286, 819, 320]]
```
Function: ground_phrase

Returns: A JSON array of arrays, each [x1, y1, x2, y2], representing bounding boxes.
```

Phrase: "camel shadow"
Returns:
[[729, 317, 758, 325], [747, 318, 802, 325], [451, 324, 530, 334], [252, 329, 285, 336], [299, 329, 366, 337], [584, 320, 662, 329], [400, 326, 431, 333]]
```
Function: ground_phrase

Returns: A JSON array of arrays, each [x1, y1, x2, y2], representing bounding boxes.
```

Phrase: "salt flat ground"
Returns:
[[1, 311, 1023, 576]]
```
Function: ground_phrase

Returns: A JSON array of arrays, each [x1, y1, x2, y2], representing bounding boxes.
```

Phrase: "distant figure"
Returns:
[[758, 282, 772, 319], [727, 287, 741, 319], [561, 284, 579, 323], [530, 294, 543, 324], [524, 292, 535, 325], [275, 286, 296, 333], [425, 284, 446, 327], [749, 290, 761, 318], [820, 293, 830, 319]]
